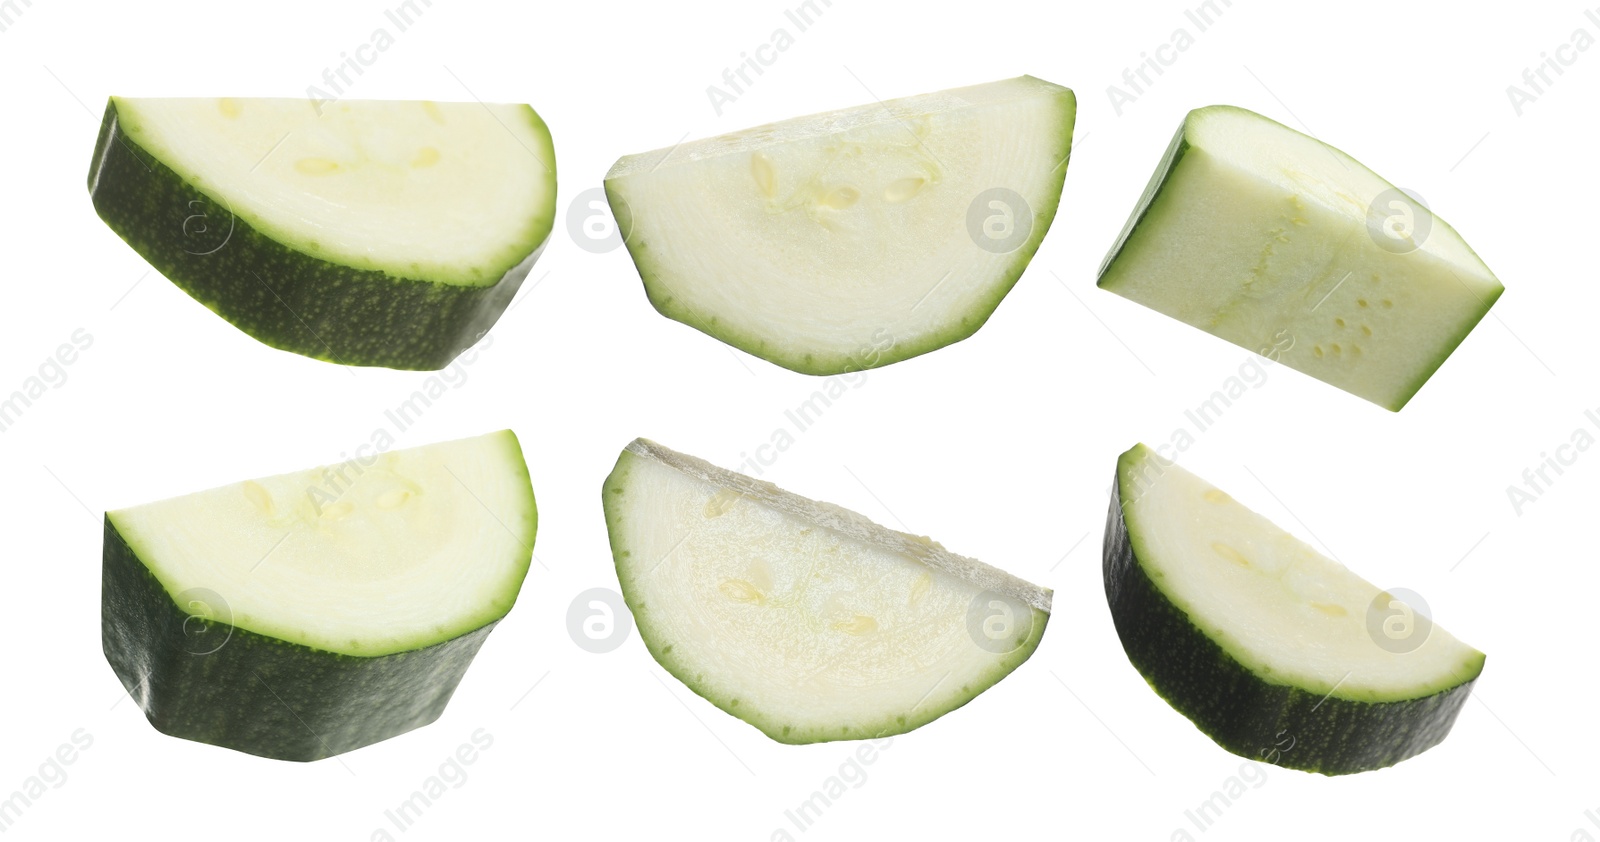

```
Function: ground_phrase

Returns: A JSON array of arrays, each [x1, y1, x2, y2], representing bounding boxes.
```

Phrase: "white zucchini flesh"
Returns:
[[605, 76, 1075, 373], [1099, 105, 1502, 410], [107, 97, 556, 286], [607, 439, 1050, 742], [107, 431, 535, 657], [1120, 445, 1483, 701]]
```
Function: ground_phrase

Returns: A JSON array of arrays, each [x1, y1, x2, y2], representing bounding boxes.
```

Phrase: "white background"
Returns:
[[0, 0, 1589, 838]]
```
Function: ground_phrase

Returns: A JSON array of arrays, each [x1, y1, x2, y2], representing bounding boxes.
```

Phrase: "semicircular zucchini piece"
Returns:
[[101, 430, 536, 761], [604, 76, 1075, 374], [604, 439, 1050, 743], [1105, 444, 1484, 775], [1097, 105, 1502, 411], [89, 97, 557, 370]]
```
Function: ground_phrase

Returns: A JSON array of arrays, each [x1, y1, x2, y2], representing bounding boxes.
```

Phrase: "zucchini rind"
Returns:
[[89, 97, 556, 370], [1104, 444, 1483, 774], [102, 431, 535, 761]]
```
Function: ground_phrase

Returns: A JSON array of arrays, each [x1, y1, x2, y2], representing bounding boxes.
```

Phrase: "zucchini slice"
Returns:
[[89, 97, 557, 370], [605, 76, 1075, 374], [102, 431, 536, 761], [604, 439, 1050, 743], [1105, 444, 1484, 774], [1097, 105, 1502, 411]]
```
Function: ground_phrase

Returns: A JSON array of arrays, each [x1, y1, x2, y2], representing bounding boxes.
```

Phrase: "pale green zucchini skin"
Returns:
[[1096, 106, 1503, 411], [88, 99, 553, 371]]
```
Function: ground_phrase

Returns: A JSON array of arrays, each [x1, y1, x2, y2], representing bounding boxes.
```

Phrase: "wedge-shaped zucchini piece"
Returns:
[[1105, 444, 1483, 774], [102, 431, 536, 761], [604, 439, 1050, 743], [1098, 105, 1502, 410], [605, 76, 1075, 374], [89, 97, 556, 370]]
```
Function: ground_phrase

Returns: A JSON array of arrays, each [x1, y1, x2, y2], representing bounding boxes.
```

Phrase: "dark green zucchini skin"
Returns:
[[87, 100, 541, 371], [1103, 477, 1477, 775], [101, 517, 493, 762]]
